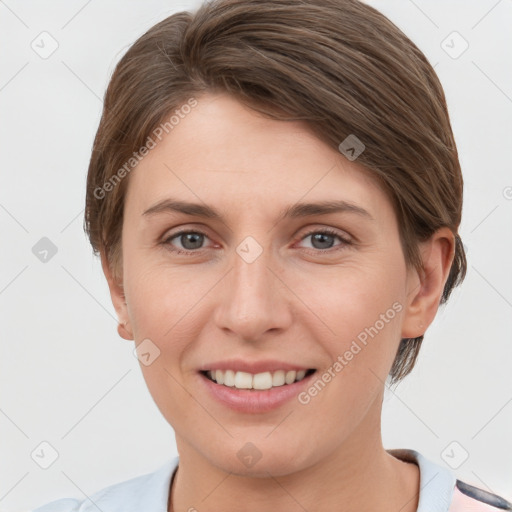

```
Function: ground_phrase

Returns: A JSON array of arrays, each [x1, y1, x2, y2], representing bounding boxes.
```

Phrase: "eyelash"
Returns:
[[161, 228, 352, 256]]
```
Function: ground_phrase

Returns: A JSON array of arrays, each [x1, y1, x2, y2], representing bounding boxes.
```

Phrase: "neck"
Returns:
[[168, 404, 419, 512]]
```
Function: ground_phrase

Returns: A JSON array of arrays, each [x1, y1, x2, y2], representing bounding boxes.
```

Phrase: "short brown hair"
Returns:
[[84, 0, 467, 383]]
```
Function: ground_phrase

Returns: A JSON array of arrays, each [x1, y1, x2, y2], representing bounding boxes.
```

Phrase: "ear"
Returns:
[[100, 251, 134, 341], [401, 227, 456, 339]]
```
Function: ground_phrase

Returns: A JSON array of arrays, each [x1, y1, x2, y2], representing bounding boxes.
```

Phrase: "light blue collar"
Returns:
[[388, 448, 456, 512], [38, 449, 455, 511]]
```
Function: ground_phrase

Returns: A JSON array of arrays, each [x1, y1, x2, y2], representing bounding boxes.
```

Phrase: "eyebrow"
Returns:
[[142, 198, 374, 222]]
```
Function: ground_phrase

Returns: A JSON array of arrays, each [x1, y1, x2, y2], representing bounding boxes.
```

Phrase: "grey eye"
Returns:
[[178, 232, 205, 250], [309, 232, 336, 250]]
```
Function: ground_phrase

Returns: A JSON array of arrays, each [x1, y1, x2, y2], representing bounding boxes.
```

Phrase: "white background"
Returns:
[[0, 0, 511, 510]]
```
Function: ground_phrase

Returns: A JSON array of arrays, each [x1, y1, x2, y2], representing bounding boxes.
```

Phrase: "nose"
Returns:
[[213, 242, 293, 342]]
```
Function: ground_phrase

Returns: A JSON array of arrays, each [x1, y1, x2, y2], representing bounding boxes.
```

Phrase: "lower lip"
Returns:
[[199, 371, 316, 413]]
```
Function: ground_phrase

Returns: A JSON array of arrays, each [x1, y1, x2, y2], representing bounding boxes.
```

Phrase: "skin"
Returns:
[[102, 93, 455, 512]]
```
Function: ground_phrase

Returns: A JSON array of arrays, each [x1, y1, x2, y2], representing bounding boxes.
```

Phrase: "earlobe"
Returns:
[[401, 228, 455, 339], [117, 321, 134, 341], [100, 251, 134, 341]]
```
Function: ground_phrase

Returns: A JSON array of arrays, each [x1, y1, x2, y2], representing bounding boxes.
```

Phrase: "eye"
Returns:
[[161, 227, 352, 255], [297, 228, 351, 252], [162, 230, 213, 254]]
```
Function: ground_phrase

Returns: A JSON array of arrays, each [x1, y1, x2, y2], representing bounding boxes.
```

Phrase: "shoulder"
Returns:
[[449, 479, 512, 511], [388, 448, 512, 512], [30, 457, 179, 512], [30, 498, 81, 512]]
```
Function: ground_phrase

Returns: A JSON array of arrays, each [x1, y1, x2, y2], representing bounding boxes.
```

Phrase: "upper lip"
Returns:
[[198, 359, 314, 374]]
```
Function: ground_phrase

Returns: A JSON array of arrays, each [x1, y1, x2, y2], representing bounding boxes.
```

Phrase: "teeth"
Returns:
[[285, 370, 296, 384], [224, 370, 235, 387], [234, 371, 253, 389], [272, 370, 285, 387], [253, 372, 272, 390], [205, 369, 311, 389]]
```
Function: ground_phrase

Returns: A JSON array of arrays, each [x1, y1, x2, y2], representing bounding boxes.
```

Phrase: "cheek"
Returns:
[[123, 262, 209, 422], [124, 254, 196, 330], [290, 259, 405, 372], [292, 265, 404, 436], [296, 257, 403, 324], [124, 259, 220, 367]]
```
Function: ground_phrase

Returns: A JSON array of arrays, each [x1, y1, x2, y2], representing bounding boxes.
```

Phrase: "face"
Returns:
[[104, 93, 447, 477]]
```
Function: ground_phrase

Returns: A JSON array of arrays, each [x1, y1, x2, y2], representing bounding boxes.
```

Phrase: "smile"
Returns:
[[202, 369, 316, 390]]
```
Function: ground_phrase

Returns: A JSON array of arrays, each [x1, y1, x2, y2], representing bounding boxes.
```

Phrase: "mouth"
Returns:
[[198, 363, 318, 413], [200, 368, 317, 391]]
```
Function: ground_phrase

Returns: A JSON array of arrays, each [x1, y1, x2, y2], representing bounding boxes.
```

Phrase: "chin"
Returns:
[[217, 456, 309, 479], [202, 438, 319, 478]]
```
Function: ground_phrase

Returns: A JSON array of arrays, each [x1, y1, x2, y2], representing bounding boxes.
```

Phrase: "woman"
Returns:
[[32, 0, 511, 510]]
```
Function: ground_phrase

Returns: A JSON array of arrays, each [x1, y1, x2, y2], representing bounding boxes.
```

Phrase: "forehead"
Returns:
[[125, 93, 391, 222]]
